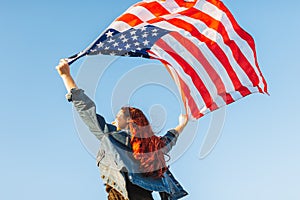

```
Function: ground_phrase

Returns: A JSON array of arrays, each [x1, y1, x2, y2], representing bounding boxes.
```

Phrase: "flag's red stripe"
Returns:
[[116, 13, 143, 27], [206, 0, 268, 93], [156, 38, 219, 111], [173, 0, 197, 8], [134, 1, 170, 17], [159, 18, 252, 97], [169, 31, 235, 104], [180, 7, 261, 92]]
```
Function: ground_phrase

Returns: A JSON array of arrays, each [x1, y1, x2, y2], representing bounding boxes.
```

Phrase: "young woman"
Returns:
[[56, 59, 189, 200]]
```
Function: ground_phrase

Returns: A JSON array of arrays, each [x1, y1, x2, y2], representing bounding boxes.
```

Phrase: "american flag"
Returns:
[[68, 0, 268, 119]]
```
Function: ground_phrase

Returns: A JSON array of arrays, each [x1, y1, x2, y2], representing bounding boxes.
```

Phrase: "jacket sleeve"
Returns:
[[66, 88, 116, 140], [160, 129, 180, 154]]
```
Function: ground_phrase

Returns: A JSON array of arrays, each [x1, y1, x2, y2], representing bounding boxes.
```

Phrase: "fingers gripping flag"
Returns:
[[67, 0, 268, 119]]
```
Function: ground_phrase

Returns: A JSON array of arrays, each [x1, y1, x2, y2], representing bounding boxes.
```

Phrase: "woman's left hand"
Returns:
[[179, 114, 188, 127], [175, 114, 189, 134]]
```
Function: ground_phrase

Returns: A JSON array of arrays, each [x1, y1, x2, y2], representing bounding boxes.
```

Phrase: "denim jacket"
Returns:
[[66, 88, 188, 200]]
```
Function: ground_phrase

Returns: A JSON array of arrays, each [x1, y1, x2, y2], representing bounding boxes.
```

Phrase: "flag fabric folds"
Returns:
[[67, 0, 268, 119]]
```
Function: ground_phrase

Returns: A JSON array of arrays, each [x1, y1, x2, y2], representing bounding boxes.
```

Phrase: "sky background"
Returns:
[[1, 0, 300, 199]]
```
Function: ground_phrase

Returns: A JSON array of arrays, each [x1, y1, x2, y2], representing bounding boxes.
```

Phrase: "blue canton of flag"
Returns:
[[87, 25, 170, 58]]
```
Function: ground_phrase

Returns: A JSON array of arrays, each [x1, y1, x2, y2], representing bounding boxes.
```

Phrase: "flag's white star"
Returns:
[[119, 34, 126, 39], [125, 43, 131, 49], [152, 32, 158, 36], [137, 47, 142, 51], [122, 38, 129, 43], [107, 38, 115, 43], [105, 46, 110, 50], [106, 30, 114, 37], [142, 33, 148, 38], [130, 30, 137, 35], [152, 29, 158, 33], [143, 40, 150, 46], [140, 27, 147, 31], [134, 42, 140, 46], [132, 35, 138, 41], [118, 48, 123, 51], [110, 52, 116, 56], [113, 42, 119, 47], [96, 42, 104, 48]]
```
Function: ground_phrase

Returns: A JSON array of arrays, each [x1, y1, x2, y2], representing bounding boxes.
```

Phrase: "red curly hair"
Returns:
[[121, 106, 168, 178]]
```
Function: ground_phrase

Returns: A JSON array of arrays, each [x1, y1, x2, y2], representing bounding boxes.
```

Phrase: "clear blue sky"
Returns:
[[1, 0, 300, 199]]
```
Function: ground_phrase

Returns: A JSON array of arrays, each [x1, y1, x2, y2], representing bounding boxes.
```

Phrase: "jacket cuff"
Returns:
[[65, 88, 83, 102], [168, 129, 180, 138]]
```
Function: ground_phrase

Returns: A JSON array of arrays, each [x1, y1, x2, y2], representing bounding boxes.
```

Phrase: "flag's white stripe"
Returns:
[[151, 43, 210, 114], [195, 0, 223, 22], [195, 1, 265, 91], [129, 0, 191, 21], [109, 21, 152, 33], [149, 20, 243, 101], [185, 101, 194, 119], [127, 5, 156, 22], [158, 0, 186, 14], [162, 33, 227, 108], [126, 0, 185, 20], [109, 21, 132, 32]]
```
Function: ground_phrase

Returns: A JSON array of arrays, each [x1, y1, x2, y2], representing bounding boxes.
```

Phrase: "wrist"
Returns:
[[60, 73, 71, 79]]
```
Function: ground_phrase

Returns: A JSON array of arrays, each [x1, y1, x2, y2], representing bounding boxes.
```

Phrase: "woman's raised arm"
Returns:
[[56, 59, 78, 92]]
